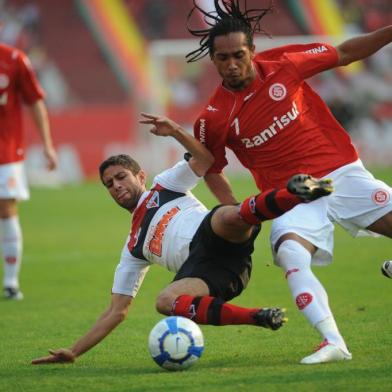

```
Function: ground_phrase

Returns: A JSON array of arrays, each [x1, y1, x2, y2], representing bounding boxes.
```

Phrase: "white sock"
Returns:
[[315, 317, 350, 353], [276, 240, 348, 351], [1, 216, 22, 289]]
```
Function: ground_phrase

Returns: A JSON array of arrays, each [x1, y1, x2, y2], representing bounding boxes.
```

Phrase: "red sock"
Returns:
[[172, 295, 259, 325], [240, 188, 301, 225], [219, 302, 259, 325]]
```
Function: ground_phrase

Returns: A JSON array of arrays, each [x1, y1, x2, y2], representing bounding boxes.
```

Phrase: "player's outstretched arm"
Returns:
[[139, 113, 214, 177], [336, 25, 392, 66], [31, 294, 132, 364]]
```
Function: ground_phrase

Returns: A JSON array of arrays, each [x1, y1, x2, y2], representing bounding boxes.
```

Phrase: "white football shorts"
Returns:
[[271, 159, 392, 265], [0, 161, 30, 201]]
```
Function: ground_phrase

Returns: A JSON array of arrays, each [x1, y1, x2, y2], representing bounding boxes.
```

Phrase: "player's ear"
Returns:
[[250, 44, 256, 59], [137, 170, 147, 186]]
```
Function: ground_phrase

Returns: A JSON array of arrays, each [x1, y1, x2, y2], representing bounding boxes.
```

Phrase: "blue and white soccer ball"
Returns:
[[148, 316, 204, 371]]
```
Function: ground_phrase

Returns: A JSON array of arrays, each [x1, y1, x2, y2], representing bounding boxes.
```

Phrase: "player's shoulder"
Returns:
[[255, 43, 333, 61], [0, 43, 22, 61], [152, 160, 198, 190], [197, 85, 231, 119]]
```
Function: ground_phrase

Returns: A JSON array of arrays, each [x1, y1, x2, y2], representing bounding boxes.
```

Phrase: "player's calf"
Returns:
[[239, 174, 334, 225]]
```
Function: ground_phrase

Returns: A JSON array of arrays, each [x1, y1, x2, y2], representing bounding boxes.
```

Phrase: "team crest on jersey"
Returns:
[[371, 189, 390, 205], [0, 74, 9, 89], [269, 83, 287, 101], [146, 191, 160, 209]]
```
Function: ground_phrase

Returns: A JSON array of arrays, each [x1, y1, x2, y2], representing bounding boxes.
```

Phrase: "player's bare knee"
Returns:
[[276, 239, 312, 271], [275, 233, 316, 254], [367, 210, 392, 238], [215, 206, 246, 229], [155, 291, 175, 315]]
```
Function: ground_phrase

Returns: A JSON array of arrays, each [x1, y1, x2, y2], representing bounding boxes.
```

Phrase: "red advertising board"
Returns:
[[24, 104, 137, 179]]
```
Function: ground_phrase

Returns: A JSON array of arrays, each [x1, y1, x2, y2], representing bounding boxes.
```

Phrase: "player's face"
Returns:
[[211, 31, 256, 91], [102, 165, 146, 211]]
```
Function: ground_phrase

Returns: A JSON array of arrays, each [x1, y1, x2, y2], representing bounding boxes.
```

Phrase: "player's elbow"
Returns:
[[204, 153, 215, 169], [336, 46, 356, 66], [190, 156, 215, 177]]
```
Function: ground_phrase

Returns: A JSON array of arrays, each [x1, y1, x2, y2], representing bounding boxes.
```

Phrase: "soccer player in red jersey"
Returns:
[[31, 113, 332, 365], [186, 1, 392, 364], [0, 39, 57, 299]]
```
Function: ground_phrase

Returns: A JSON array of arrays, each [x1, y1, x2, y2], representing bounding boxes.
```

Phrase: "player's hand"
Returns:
[[44, 146, 58, 171], [31, 348, 75, 365], [139, 112, 181, 137]]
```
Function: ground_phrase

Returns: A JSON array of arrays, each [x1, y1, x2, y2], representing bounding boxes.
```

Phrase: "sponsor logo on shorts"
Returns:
[[371, 189, 390, 205], [269, 83, 287, 101], [296, 292, 313, 310]]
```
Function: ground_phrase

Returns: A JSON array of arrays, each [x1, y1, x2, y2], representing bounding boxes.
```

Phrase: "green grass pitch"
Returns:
[[1, 168, 391, 392]]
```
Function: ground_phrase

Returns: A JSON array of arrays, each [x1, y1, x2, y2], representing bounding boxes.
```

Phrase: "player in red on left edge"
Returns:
[[0, 23, 57, 300]]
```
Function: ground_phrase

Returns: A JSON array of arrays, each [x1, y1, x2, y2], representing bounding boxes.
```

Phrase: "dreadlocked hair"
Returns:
[[186, 0, 274, 63]]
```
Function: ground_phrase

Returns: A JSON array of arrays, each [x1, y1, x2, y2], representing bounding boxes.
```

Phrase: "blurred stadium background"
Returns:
[[1, 0, 391, 184]]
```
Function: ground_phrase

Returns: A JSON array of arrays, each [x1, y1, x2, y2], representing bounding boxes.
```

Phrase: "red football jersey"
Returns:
[[0, 43, 45, 164], [194, 43, 358, 190]]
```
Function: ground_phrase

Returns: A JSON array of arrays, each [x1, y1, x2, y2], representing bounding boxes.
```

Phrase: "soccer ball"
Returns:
[[381, 260, 392, 278], [148, 316, 204, 371]]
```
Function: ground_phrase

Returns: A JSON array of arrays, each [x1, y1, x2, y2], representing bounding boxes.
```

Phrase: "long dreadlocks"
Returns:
[[186, 0, 274, 63]]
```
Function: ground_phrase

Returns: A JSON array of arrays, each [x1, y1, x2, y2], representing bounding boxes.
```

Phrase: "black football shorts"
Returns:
[[173, 206, 261, 301]]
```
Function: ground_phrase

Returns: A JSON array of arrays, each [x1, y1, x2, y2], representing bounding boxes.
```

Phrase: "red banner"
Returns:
[[25, 104, 136, 178]]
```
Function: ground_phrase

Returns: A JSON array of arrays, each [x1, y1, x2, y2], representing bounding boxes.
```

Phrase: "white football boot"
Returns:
[[300, 340, 352, 365], [3, 287, 24, 300]]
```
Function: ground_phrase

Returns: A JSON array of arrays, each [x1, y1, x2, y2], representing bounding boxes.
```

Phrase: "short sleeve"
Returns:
[[285, 43, 339, 80], [153, 160, 201, 193], [112, 241, 150, 297], [193, 115, 228, 174]]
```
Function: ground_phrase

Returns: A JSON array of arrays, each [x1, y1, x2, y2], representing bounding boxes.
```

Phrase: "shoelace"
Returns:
[[314, 339, 330, 352]]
